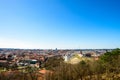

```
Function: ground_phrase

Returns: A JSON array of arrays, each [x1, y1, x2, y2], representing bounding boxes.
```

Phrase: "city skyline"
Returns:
[[0, 0, 120, 49]]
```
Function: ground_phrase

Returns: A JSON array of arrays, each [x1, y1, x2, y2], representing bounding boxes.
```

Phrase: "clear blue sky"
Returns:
[[0, 0, 120, 49]]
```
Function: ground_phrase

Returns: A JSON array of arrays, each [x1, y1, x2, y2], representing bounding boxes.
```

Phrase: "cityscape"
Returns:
[[0, 0, 120, 80], [0, 48, 116, 80]]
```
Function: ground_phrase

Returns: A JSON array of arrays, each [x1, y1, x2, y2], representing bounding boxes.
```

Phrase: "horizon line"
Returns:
[[0, 47, 117, 50]]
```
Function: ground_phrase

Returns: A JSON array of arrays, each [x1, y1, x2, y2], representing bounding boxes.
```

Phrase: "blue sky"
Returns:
[[0, 0, 120, 49]]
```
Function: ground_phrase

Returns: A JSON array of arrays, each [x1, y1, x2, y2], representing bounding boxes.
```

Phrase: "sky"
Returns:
[[0, 0, 120, 49]]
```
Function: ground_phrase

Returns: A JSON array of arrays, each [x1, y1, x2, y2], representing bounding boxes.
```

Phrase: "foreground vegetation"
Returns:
[[45, 48, 120, 80], [0, 48, 120, 80]]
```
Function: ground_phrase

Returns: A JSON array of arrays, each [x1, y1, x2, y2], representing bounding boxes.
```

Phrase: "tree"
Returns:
[[100, 48, 120, 79], [44, 56, 64, 70]]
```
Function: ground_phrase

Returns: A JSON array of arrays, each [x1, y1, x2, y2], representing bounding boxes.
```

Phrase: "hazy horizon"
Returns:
[[0, 0, 120, 49]]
